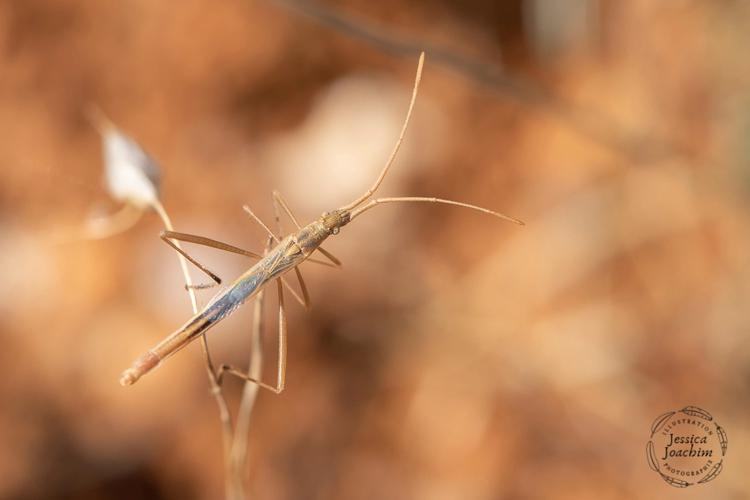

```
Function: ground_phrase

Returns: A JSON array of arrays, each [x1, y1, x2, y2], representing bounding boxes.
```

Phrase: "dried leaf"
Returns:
[[92, 110, 161, 207]]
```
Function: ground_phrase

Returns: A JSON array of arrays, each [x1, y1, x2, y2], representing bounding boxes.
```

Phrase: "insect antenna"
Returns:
[[338, 52, 425, 212], [349, 196, 523, 224], [339, 52, 522, 226]]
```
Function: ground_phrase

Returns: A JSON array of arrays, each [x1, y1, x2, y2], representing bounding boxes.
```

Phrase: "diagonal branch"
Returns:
[[264, 0, 676, 162]]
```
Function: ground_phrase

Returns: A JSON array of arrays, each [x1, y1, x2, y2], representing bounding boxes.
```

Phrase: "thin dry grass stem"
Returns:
[[229, 249, 267, 498], [152, 200, 200, 312], [49, 203, 145, 244], [89, 111, 249, 497], [151, 199, 236, 498], [82, 203, 145, 239], [45, 203, 146, 244], [266, 0, 676, 162]]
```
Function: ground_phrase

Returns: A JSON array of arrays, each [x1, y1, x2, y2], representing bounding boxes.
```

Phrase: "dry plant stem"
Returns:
[[266, 0, 674, 162], [52, 203, 144, 243], [151, 199, 236, 498], [230, 245, 268, 496], [83, 203, 145, 240]]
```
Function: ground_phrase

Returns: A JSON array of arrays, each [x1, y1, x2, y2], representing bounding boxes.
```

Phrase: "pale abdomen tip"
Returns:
[[119, 369, 138, 386], [120, 351, 159, 386]]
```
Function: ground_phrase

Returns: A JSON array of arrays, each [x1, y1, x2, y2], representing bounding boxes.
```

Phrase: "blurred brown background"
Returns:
[[2, 0, 750, 498]]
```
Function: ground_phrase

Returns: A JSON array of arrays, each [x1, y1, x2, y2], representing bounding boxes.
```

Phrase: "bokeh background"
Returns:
[[2, 0, 750, 498]]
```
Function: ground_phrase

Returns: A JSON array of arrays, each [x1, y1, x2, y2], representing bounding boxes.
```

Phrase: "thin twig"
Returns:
[[263, 0, 676, 162], [50, 203, 145, 244], [151, 199, 236, 498], [230, 259, 266, 497], [83, 203, 145, 240]]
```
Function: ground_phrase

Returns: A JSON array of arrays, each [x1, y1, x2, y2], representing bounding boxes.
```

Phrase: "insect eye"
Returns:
[[331, 227, 340, 235]]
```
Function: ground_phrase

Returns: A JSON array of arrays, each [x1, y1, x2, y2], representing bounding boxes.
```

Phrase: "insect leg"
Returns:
[[162, 231, 263, 259], [315, 246, 342, 267], [160, 231, 223, 289], [217, 278, 288, 394], [272, 189, 302, 229], [161, 230, 307, 307], [269, 192, 311, 309], [291, 267, 310, 310], [242, 205, 281, 243]]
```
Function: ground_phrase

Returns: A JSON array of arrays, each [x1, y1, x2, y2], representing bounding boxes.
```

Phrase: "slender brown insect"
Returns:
[[120, 52, 523, 389]]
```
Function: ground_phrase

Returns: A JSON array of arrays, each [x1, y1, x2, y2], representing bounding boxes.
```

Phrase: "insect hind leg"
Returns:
[[216, 277, 288, 394]]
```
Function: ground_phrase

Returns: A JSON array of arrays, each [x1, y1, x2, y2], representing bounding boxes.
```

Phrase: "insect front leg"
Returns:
[[242, 204, 281, 243], [161, 229, 307, 306], [160, 231, 224, 290]]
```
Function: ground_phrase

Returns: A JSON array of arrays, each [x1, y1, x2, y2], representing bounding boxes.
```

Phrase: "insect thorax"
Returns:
[[294, 220, 332, 256]]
